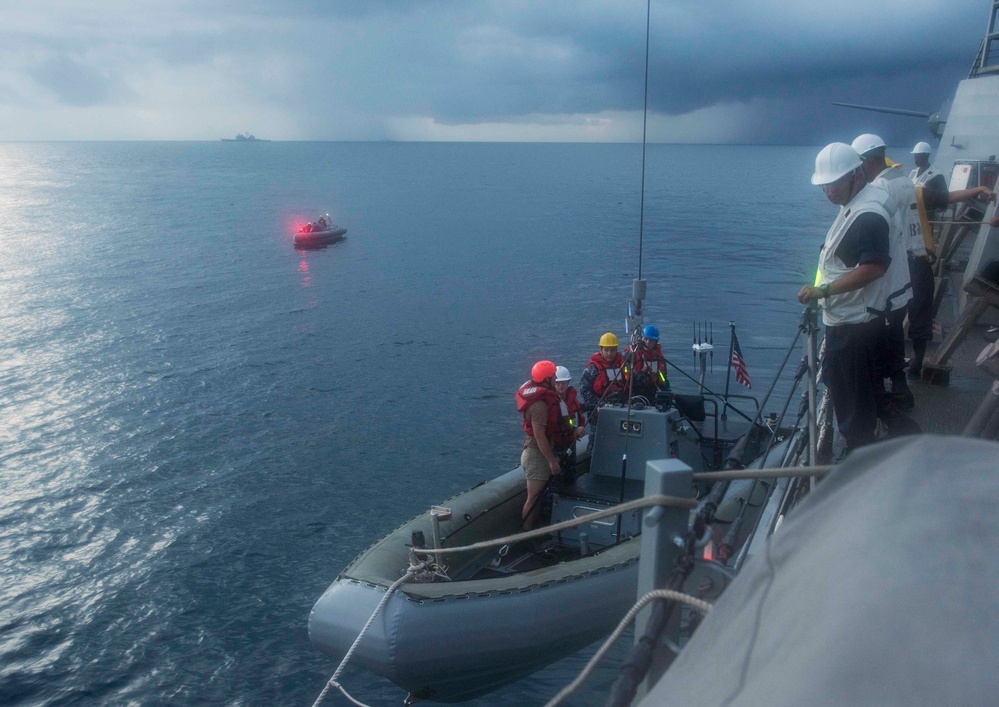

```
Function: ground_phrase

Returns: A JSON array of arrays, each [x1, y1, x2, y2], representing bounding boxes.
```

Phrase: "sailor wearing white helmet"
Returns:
[[851, 133, 916, 410], [905, 141, 997, 376], [798, 142, 892, 455], [547, 365, 585, 486], [909, 142, 947, 189], [553, 365, 586, 439]]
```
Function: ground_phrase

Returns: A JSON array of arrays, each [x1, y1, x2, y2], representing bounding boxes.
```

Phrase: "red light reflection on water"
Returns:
[[298, 258, 311, 288]]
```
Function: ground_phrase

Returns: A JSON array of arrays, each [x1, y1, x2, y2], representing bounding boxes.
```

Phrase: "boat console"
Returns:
[[550, 404, 690, 552]]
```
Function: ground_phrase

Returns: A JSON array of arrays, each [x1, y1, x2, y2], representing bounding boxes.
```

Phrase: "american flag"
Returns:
[[731, 332, 752, 389]]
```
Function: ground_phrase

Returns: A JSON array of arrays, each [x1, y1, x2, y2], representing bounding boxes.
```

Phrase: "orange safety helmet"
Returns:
[[531, 360, 557, 383]]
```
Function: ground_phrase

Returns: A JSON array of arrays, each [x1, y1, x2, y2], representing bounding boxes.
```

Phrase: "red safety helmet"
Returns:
[[531, 360, 557, 383]]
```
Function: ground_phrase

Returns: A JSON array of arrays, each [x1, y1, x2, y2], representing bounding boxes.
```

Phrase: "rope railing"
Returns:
[[693, 465, 832, 482], [414, 493, 697, 560], [411, 464, 834, 563]]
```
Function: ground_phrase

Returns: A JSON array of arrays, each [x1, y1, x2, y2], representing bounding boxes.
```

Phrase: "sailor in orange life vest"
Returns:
[[553, 366, 586, 447], [515, 360, 564, 529], [629, 324, 669, 400], [579, 332, 626, 414]]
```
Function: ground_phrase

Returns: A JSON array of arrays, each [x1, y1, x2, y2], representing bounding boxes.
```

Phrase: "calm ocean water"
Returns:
[[0, 141, 889, 705]]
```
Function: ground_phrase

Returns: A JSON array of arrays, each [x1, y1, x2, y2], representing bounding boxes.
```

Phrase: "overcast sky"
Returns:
[[0, 1, 990, 144]]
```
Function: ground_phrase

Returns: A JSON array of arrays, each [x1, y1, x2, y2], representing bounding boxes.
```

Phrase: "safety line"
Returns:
[[311, 563, 427, 707]]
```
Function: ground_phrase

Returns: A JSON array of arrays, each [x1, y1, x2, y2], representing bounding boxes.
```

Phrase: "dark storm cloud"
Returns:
[[263, 0, 986, 143], [0, 0, 992, 142], [390, 1, 985, 128]]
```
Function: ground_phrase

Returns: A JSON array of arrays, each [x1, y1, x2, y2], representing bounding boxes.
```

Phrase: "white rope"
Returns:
[[411, 466, 824, 565], [544, 588, 713, 707], [692, 465, 833, 481], [311, 563, 427, 707], [415, 493, 697, 561]]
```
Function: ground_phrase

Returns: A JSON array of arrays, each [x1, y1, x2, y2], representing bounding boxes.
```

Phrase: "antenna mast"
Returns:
[[627, 0, 652, 336]]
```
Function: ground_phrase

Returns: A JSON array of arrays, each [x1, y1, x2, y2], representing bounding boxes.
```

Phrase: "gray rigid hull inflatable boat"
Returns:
[[309, 402, 777, 703]]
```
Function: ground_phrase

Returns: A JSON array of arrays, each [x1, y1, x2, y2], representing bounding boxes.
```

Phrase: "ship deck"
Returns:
[[908, 323, 995, 434], [905, 253, 997, 435]]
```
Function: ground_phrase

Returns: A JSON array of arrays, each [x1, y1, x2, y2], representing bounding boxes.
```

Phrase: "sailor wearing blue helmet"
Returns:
[[629, 324, 669, 400]]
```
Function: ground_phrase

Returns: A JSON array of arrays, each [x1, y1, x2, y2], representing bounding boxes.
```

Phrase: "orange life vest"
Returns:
[[516, 380, 561, 440], [632, 342, 667, 385], [587, 352, 625, 398]]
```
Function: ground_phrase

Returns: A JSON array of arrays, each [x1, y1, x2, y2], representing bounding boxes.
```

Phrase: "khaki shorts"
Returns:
[[521, 445, 550, 482]]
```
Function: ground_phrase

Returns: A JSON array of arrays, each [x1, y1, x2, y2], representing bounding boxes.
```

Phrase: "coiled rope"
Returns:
[[544, 588, 713, 706]]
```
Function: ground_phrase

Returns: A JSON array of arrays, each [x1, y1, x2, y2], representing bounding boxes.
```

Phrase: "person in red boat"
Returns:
[[629, 324, 669, 401], [515, 360, 562, 529], [579, 332, 625, 414], [554, 366, 585, 441]]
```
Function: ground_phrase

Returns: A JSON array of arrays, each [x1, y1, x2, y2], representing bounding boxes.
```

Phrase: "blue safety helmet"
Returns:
[[642, 324, 659, 340]]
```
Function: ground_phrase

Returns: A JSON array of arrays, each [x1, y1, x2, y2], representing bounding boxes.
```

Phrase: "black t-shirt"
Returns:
[[834, 211, 891, 269], [920, 174, 949, 211]]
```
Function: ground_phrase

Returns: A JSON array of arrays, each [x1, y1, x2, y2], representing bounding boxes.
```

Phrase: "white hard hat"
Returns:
[[911, 141, 932, 155], [811, 143, 862, 185], [555, 366, 571, 382], [850, 133, 887, 157]]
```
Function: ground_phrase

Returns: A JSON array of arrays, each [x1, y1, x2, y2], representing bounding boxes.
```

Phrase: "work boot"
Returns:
[[890, 375, 915, 410]]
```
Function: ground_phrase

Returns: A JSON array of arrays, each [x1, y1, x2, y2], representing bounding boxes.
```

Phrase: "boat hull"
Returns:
[[294, 227, 347, 246], [308, 412, 772, 702], [308, 541, 639, 702]]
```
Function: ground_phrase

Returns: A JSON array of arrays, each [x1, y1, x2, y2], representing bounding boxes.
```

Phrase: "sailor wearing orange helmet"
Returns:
[[515, 360, 563, 528]]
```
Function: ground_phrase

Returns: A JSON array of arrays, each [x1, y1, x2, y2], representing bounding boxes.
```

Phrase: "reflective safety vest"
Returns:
[[516, 380, 562, 441], [909, 168, 943, 257], [564, 386, 585, 429], [816, 183, 894, 327], [587, 351, 625, 399], [911, 167, 941, 187], [872, 167, 913, 311]]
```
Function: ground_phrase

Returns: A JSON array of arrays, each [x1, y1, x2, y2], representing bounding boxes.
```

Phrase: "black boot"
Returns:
[[908, 339, 927, 378]]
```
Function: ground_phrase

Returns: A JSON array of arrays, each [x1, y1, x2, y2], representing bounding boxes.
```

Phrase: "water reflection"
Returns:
[[297, 258, 311, 288]]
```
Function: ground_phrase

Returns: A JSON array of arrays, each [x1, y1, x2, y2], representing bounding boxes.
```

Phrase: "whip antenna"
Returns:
[[638, 0, 651, 280], [627, 0, 653, 336]]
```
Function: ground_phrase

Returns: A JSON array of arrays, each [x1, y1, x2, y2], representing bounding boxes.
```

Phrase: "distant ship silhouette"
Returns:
[[221, 132, 271, 142]]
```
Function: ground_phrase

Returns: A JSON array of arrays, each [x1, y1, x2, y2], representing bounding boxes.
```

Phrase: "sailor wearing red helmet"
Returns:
[[515, 360, 563, 528]]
